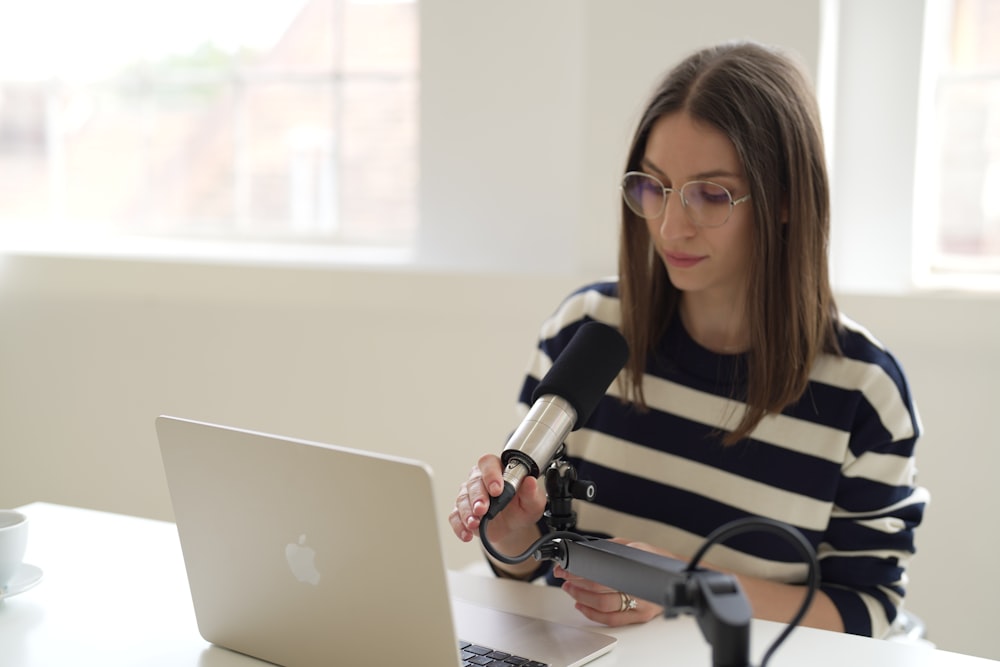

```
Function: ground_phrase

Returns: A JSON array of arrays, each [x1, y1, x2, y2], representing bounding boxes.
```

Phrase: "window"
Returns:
[[824, 0, 999, 292], [0, 0, 418, 252], [915, 0, 1000, 287]]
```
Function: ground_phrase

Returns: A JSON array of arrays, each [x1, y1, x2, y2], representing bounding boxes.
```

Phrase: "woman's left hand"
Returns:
[[551, 539, 668, 627]]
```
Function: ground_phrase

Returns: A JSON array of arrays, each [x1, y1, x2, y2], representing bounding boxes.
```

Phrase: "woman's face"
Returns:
[[640, 111, 753, 305]]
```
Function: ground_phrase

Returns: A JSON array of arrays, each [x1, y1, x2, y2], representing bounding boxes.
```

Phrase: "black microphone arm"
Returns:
[[534, 537, 752, 667], [481, 459, 818, 667]]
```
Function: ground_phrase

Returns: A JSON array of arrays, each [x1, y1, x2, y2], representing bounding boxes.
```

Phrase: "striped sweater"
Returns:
[[516, 279, 927, 638]]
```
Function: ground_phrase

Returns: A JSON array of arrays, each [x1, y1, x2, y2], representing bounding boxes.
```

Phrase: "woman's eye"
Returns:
[[688, 182, 731, 205]]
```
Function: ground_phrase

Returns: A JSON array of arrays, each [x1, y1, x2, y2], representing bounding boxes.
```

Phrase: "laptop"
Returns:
[[156, 415, 616, 667]]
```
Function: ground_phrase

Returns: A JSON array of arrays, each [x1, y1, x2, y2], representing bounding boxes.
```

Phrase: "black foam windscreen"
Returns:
[[531, 321, 629, 430]]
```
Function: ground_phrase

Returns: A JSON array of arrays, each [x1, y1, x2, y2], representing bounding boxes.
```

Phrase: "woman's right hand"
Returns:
[[448, 453, 547, 548]]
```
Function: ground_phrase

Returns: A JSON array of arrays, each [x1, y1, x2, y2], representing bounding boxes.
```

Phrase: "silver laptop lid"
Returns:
[[157, 415, 616, 667], [157, 415, 461, 667]]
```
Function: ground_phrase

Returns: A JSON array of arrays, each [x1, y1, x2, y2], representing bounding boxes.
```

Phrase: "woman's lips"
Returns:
[[663, 251, 706, 269]]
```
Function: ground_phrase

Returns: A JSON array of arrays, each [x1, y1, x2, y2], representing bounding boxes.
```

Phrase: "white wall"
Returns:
[[416, 0, 822, 277], [826, 0, 927, 292], [1, 0, 998, 661], [0, 255, 576, 525]]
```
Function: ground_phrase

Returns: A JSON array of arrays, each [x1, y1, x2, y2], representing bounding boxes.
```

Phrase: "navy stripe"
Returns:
[[566, 457, 825, 564], [786, 381, 861, 431], [847, 401, 898, 458], [823, 555, 904, 590], [587, 397, 844, 502], [822, 586, 875, 636], [835, 476, 924, 515], [827, 504, 925, 552]]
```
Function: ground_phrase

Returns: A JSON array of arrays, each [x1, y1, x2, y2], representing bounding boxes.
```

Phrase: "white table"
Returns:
[[0, 502, 995, 667]]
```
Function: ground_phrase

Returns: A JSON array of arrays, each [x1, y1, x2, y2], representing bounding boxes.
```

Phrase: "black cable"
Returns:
[[686, 517, 820, 667], [478, 515, 582, 565]]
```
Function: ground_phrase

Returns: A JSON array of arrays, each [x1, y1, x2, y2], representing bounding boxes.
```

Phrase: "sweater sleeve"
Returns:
[[818, 349, 928, 637]]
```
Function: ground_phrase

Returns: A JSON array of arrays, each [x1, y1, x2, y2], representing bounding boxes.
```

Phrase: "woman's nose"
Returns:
[[658, 192, 695, 239]]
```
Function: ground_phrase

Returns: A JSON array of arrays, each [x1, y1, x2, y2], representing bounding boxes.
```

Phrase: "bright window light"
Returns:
[[0, 0, 418, 252], [915, 0, 1000, 289]]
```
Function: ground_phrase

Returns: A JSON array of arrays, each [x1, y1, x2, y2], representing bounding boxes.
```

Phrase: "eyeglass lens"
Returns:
[[622, 173, 735, 228]]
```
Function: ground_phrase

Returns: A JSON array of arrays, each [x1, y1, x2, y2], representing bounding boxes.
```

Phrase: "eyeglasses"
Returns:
[[620, 171, 751, 228]]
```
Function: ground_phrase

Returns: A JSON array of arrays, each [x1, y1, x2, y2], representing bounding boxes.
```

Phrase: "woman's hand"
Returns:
[[552, 539, 669, 627], [556, 538, 846, 633], [448, 454, 547, 549]]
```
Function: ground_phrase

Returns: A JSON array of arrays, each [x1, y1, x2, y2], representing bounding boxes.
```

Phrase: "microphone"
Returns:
[[485, 321, 629, 519]]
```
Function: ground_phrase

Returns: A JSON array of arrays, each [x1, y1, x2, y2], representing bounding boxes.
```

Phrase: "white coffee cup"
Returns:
[[0, 510, 29, 588]]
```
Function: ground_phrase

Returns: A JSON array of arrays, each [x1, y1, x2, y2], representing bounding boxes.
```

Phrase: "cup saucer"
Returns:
[[0, 563, 43, 601]]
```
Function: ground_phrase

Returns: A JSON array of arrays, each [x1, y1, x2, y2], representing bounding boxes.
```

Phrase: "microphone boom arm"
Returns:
[[480, 446, 814, 667]]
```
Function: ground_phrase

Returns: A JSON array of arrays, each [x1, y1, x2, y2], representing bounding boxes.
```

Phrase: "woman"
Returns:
[[448, 40, 926, 639]]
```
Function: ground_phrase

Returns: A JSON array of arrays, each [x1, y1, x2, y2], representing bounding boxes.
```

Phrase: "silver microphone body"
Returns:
[[500, 395, 577, 493], [485, 395, 576, 518]]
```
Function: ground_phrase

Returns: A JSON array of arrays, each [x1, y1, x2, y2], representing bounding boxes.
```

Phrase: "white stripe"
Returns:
[[843, 450, 918, 486], [816, 543, 914, 565], [641, 375, 747, 432], [539, 287, 621, 340], [529, 288, 622, 384], [641, 374, 851, 463], [822, 583, 894, 638], [830, 486, 930, 520], [854, 516, 909, 534], [747, 412, 850, 462], [860, 590, 892, 638], [838, 312, 884, 350], [810, 353, 915, 442], [567, 429, 834, 531]]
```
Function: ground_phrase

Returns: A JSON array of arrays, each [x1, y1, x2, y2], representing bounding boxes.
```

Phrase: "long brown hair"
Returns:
[[617, 41, 841, 444]]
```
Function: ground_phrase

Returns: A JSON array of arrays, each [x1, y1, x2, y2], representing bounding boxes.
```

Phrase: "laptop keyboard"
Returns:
[[458, 640, 549, 667]]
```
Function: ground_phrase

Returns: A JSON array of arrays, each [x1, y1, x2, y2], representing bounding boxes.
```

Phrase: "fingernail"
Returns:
[[489, 482, 502, 495]]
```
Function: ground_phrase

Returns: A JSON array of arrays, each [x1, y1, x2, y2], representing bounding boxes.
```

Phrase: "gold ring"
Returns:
[[618, 591, 637, 612]]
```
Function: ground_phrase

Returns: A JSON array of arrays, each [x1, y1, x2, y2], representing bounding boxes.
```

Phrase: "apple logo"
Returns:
[[285, 534, 321, 585]]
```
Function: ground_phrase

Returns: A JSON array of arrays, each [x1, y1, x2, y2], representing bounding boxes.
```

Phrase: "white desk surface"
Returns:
[[0, 502, 994, 667]]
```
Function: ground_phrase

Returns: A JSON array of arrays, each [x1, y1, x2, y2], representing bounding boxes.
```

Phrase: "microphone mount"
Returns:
[[480, 454, 819, 667], [480, 455, 752, 666], [534, 457, 752, 667], [543, 457, 595, 533], [534, 536, 752, 667]]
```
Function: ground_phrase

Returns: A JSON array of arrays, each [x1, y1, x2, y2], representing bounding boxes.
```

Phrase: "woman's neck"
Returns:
[[678, 293, 750, 354]]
